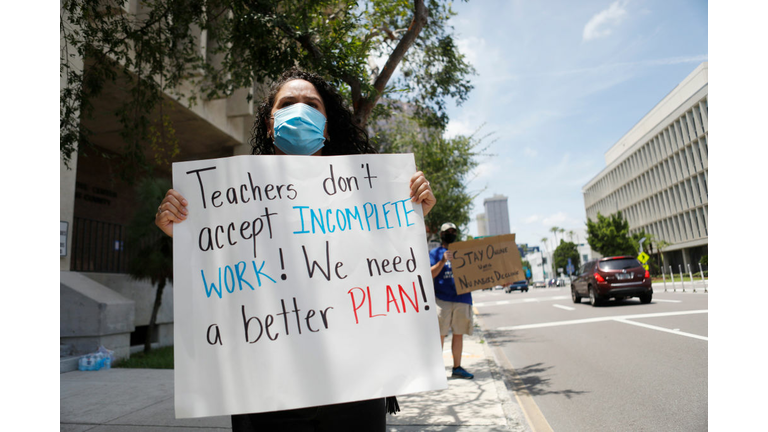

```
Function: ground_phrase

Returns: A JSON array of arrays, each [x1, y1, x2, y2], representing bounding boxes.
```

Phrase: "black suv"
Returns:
[[571, 256, 652, 306]]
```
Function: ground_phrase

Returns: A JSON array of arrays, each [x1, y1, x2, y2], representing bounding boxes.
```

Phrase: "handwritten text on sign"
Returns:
[[172, 154, 446, 419], [448, 234, 524, 294]]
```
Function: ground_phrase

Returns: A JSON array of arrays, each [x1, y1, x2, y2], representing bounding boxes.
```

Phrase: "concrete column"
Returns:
[[682, 248, 691, 270], [61, 1, 83, 271], [61, 157, 78, 271]]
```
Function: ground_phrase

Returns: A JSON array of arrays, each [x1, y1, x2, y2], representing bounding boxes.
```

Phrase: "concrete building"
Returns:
[[583, 62, 708, 271], [476, 213, 488, 237], [483, 194, 511, 236], [60, 1, 259, 370]]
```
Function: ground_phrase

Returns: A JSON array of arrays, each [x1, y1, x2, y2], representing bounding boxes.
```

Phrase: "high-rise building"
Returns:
[[583, 62, 708, 270], [476, 213, 488, 237], [483, 194, 511, 236]]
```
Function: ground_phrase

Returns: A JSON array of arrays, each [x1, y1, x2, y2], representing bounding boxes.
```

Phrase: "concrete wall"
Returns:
[[83, 273, 174, 347], [60, 272, 136, 360]]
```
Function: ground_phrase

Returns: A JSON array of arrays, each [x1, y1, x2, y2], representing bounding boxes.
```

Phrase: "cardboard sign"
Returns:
[[448, 234, 524, 294], [171, 154, 446, 419]]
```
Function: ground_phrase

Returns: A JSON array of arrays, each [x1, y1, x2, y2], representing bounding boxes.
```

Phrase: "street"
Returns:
[[473, 285, 708, 432]]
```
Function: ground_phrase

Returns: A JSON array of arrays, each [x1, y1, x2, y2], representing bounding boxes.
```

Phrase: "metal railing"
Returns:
[[70, 217, 128, 273]]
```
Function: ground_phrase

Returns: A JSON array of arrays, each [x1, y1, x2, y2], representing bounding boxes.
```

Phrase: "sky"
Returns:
[[439, 0, 708, 251]]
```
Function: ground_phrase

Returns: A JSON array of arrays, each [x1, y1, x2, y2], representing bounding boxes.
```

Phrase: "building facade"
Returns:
[[60, 1, 258, 369], [583, 62, 708, 271], [476, 213, 488, 237], [483, 194, 511, 236]]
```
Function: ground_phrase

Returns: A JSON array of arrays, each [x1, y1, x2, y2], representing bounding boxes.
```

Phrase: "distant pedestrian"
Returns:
[[429, 222, 474, 379]]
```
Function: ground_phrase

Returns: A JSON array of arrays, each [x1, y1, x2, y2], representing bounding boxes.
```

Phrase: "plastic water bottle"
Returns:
[[103, 355, 111, 370], [79, 355, 94, 371]]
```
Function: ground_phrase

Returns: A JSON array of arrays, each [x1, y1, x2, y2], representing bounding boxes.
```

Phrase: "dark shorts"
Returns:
[[231, 398, 386, 432]]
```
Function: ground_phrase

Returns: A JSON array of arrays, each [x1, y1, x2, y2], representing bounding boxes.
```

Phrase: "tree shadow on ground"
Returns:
[[503, 362, 589, 400], [482, 326, 590, 400]]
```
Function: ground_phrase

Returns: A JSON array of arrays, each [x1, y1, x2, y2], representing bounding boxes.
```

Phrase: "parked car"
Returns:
[[505, 280, 529, 293], [570, 256, 652, 306], [533, 281, 546, 288]]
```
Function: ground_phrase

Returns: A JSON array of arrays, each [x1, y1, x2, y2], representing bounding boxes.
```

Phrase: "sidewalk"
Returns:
[[61, 328, 530, 432]]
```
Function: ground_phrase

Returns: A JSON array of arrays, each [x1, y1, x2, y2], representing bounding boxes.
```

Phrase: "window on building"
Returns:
[[698, 100, 707, 132], [663, 218, 673, 243], [690, 210, 701, 239], [686, 179, 697, 207], [685, 212, 698, 240], [691, 141, 702, 172], [699, 207, 708, 236], [674, 215, 685, 242], [692, 106, 703, 137], [680, 146, 691, 177], [685, 112, 695, 142], [699, 173, 708, 200]]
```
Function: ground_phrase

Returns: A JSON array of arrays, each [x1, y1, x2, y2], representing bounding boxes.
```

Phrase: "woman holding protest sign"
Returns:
[[155, 67, 436, 431]]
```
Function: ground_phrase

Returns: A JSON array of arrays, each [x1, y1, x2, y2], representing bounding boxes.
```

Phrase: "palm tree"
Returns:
[[655, 239, 671, 273], [550, 226, 560, 245], [541, 237, 549, 279], [568, 230, 576, 243], [558, 227, 566, 244], [126, 177, 174, 353]]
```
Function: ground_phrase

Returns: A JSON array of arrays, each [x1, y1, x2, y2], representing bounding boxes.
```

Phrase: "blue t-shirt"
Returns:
[[430, 246, 472, 305]]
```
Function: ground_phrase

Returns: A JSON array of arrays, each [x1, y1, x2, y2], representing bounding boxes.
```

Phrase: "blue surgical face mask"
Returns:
[[272, 103, 327, 155]]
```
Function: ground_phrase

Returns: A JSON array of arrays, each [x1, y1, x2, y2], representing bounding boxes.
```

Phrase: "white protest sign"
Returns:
[[172, 154, 447, 419]]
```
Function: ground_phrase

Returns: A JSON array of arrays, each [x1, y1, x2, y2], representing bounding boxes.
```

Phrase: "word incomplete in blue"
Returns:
[[201, 260, 276, 299], [292, 199, 415, 235]]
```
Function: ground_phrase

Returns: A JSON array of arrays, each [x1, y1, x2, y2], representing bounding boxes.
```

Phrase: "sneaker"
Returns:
[[451, 366, 474, 379]]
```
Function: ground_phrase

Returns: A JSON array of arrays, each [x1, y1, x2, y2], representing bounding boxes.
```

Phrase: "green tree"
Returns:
[[61, 0, 475, 175], [585, 211, 636, 257], [126, 178, 174, 353], [372, 112, 489, 236], [553, 240, 580, 277]]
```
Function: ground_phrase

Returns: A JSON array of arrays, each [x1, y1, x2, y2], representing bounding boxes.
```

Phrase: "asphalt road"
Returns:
[[473, 285, 708, 432]]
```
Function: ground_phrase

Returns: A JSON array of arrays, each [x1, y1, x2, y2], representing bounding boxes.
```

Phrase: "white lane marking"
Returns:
[[496, 310, 708, 331], [474, 295, 574, 308], [553, 304, 575, 311], [653, 299, 682, 303], [614, 318, 708, 341]]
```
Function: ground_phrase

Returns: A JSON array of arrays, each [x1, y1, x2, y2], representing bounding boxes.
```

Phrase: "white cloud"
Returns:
[[444, 118, 475, 139], [471, 160, 500, 181], [583, 0, 629, 42], [523, 147, 538, 157], [542, 212, 569, 226], [523, 214, 541, 224], [456, 36, 487, 69]]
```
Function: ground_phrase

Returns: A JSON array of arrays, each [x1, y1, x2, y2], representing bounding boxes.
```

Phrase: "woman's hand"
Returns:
[[410, 171, 436, 217], [155, 189, 188, 238]]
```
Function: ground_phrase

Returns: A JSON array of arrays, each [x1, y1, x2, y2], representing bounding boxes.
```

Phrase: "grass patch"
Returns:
[[114, 345, 174, 369]]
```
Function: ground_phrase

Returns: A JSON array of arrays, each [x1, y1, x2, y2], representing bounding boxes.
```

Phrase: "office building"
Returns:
[[582, 62, 708, 270], [483, 194, 511, 236], [476, 213, 488, 237], [60, 1, 258, 368]]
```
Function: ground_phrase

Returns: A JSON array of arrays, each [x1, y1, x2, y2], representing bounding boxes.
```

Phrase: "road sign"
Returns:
[[637, 251, 649, 264], [642, 264, 649, 271]]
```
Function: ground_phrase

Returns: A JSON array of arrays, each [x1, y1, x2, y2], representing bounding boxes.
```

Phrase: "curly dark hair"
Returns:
[[249, 68, 376, 156]]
